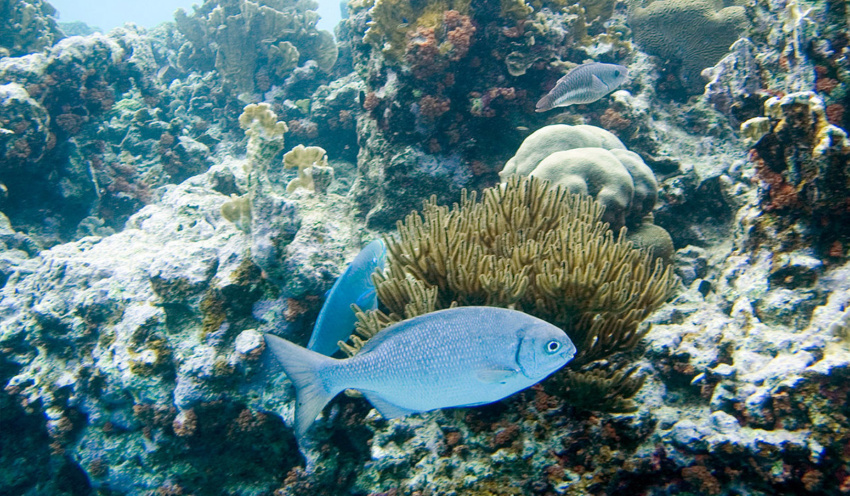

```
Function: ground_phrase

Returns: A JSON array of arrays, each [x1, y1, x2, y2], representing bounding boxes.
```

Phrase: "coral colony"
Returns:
[[0, 0, 849, 495]]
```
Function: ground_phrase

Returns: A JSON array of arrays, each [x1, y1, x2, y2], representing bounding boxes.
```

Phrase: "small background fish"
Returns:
[[266, 306, 576, 438], [536, 62, 629, 112]]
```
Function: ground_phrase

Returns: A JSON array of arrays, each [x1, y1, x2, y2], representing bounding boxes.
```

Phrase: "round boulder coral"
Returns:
[[501, 124, 673, 258], [501, 124, 626, 177]]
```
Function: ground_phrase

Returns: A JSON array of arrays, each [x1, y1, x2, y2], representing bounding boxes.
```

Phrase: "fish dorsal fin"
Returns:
[[362, 391, 421, 418], [591, 74, 610, 92], [555, 71, 573, 85], [356, 317, 420, 354], [476, 366, 520, 384], [561, 62, 587, 79]]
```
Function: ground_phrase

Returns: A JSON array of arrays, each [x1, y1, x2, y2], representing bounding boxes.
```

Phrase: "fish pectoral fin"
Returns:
[[591, 74, 610, 92], [476, 366, 520, 384], [455, 400, 494, 408], [362, 391, 420, 419], [354, 287, 377, 310]]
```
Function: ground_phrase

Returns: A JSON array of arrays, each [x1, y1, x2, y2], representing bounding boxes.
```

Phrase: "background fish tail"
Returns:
[[535, 94, 555, 112], [264, 334, 340, 438]]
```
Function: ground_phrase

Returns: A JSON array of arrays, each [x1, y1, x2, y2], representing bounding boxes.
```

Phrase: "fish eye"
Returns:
[[546, 340, 561, 353], [613, 70, 620, 77]]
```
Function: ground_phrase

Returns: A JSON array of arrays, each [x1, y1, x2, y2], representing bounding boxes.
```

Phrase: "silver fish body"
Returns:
[[536, 62, 629, 112], [265, 306, 576, 438], [307, 239, 386, 356]]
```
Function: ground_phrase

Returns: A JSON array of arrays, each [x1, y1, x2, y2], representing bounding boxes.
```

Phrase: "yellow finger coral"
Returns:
[[283, 144, 334, 193], [239, 103, 288, 173]]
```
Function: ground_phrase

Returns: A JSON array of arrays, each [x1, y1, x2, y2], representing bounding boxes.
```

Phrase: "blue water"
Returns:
[[48, 0, 344, 33]]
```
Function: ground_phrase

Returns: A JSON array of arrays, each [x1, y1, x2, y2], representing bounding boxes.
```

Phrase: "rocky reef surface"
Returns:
[[0, 0, 849, 494]]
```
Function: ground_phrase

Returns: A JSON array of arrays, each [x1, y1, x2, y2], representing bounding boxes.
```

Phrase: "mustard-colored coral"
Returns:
[[363, 0, 471, 60], [239, 103, 288, 174], [740, 116, 771, 143], [347, 175, 678, 367], [267, 41, 300, 79], [221, 194, 252, 232], [283, 144, 333, 193], [751, 92, 848, 156]]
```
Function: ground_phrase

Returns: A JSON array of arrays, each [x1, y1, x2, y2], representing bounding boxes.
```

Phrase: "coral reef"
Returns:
[[0, 142, 367, 495], [0, 0, 64, 58], [283, 144, 333, 193], [346, 176, 677, 414], [0, 162, 301, 494], [347, 0, 634, 230], [174, 0, 338, 94], [1, 0, 849, 492]]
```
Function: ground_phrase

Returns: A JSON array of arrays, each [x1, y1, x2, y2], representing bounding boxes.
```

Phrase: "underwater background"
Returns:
[[0, 0, 849, 494]]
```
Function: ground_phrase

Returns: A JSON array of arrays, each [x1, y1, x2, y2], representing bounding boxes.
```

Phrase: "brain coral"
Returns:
[[628, 0, 748, 90]]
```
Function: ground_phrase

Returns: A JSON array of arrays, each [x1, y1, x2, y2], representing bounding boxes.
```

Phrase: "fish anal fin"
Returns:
[[476, 366, 520, 384], [362, 391, 420, 419]]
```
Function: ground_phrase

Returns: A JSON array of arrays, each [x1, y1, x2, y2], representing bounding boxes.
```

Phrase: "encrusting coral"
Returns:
[[344, 175, 678, 409], [740, 91, 850, 255]]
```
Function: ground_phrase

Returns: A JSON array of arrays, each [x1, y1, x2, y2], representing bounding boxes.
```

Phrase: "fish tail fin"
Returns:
[[264, 333, 341, 438], [535, 94, 554, 112]]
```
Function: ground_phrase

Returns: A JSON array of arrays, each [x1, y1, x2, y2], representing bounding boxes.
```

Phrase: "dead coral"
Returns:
[[344, 176, 677, 407]]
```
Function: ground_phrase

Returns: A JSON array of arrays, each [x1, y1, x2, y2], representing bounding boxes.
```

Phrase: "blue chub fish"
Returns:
[[307, 239, 387, 356], [536, 62, 629, 112], [265, 306, 576, 438]]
